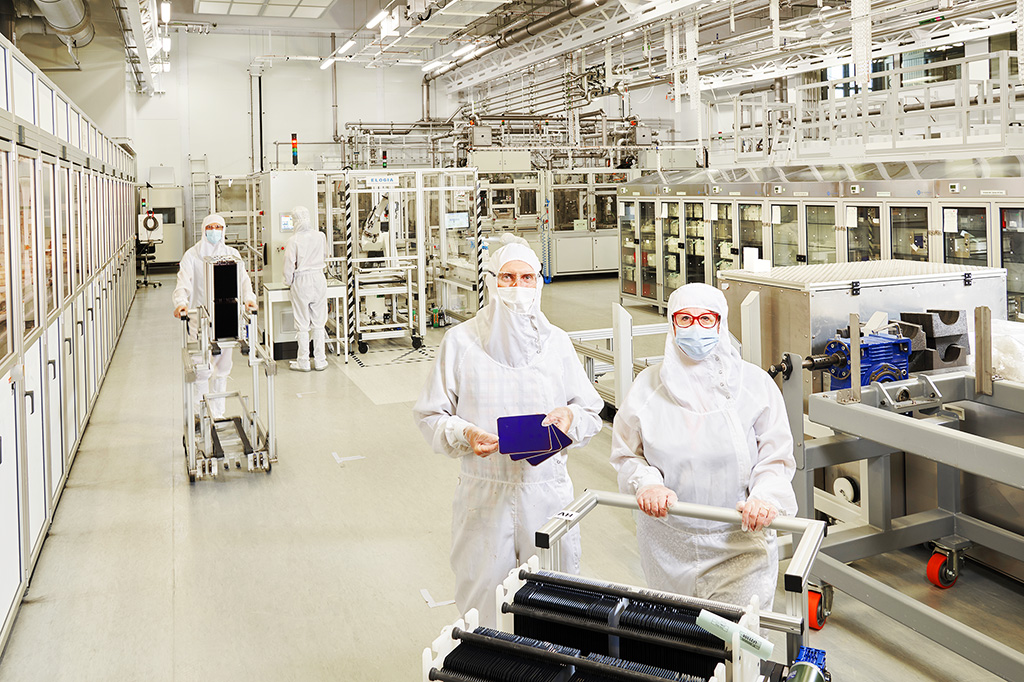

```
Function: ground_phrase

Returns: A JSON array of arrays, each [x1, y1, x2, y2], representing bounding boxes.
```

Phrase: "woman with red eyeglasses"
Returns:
[[610, 283, 797, 610]]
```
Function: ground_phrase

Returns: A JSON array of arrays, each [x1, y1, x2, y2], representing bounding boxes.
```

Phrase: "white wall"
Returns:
[[43, 31, 426, 185]]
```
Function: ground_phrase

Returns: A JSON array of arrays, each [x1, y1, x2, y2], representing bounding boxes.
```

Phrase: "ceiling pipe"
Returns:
[[30, 0, 93, 47], [423, 0, 610, 85]]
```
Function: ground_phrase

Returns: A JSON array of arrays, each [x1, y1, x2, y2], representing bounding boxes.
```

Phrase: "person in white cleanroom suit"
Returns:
[[610, 283, 797, 610], [173, 214, 258, 419], [413, 237, 604, 627], [283, 206, 329, 372]]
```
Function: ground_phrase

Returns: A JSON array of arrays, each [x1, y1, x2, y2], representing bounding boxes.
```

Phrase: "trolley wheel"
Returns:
[[412, 336, 423, 349], [927, 552, 958, 589], [185, 456, 195, 484], [357, 341, 368, 354], [808, 590, 827, 630]]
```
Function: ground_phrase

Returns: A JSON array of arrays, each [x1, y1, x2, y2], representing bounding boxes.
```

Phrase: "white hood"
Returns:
[[293, 205, 312, 232], [660, 283, 744, 409], [475, 239, 554, 368]]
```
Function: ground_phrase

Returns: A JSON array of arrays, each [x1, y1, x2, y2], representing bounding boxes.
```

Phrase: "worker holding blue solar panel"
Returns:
[[414, 236, 603, 627], [610, 283, 797, 610]]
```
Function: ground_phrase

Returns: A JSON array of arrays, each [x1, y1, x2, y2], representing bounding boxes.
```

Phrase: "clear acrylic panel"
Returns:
[[806, 205, 837, 265], [848, 206, 882, 261], [684, 202, 705, 284], [943, 207, 987, 266], [772, 204, 799, 266]]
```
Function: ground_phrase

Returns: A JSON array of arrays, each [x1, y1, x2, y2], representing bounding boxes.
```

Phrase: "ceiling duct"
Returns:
[[29, 0, 94, 47], [424, 0, 610, 82]]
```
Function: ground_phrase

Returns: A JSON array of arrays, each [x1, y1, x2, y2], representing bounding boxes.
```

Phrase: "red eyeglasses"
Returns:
[[672, 310, 720, 329]]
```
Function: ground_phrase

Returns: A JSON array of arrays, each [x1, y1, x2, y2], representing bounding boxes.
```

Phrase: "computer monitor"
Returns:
[[445, 212, 470, 230]]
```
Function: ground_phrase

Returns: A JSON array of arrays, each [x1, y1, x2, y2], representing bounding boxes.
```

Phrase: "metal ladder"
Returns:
[[189, 155, 211, 243]]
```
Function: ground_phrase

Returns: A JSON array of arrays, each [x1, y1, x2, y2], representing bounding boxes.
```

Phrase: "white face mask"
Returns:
[[497, 286, 538, 314], [205, 229, 223, 245]]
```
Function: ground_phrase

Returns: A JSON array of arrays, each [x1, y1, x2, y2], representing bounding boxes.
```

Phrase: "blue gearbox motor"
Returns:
[[824, 332, 911, 390]]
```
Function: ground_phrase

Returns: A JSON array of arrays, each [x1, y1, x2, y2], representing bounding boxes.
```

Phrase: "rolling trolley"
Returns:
[[180, 256, 278, 482]]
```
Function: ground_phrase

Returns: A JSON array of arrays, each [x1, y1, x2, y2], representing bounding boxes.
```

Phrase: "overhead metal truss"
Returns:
[[445, 0, 707, 94], [444, 0, 1019, 98]]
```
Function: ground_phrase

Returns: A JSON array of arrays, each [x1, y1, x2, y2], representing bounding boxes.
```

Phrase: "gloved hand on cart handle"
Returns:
[[541, 406, 574, 434], [245, 300, 258, 313], [174, 304, 188, 319], [465, 425, 499, 458], [736, 498, 778, 532], [636, 485, 678, 518]]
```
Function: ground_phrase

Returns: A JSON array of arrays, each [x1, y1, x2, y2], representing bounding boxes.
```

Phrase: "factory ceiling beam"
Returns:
[[444, 0, 707, 94], [424, 0, 613, 84]]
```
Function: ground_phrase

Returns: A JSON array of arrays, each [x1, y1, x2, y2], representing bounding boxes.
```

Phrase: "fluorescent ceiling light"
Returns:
[[160, 1, 171, 22], [162, 36, 171, 52], [397, 58, 423, 64], [366, 9, 389, 29], [452, 43, 475, 57], [337, 39, 356, 54], [320, 57, 336, 70], [163, 61, 171, 72], [421, 60, 443, 71]]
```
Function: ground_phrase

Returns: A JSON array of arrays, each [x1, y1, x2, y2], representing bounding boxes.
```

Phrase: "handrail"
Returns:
[[536, 489, 826, 597]]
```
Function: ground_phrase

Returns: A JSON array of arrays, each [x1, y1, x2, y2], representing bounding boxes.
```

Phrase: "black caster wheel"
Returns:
[[357, 341, 368, 354], [412, 336, 423, 349]]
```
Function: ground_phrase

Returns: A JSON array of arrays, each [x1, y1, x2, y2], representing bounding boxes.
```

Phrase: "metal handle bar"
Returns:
[[536, 489, 826, 595]]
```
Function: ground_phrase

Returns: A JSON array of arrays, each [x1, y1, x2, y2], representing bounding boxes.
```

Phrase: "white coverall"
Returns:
[[413, 242, 604, 627], [283, 206, 328, 369], [610, 284, 797, 610], [172, 237, 257, 418]]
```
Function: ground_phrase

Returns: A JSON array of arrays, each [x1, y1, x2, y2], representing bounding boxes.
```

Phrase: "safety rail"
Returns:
[[535, 489, 827, 660], [568, 308, 668, 407]]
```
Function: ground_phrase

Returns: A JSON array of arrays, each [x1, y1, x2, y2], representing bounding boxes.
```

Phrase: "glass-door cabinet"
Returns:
[[891, 206, 930, 261], [806, 205, 838, 264], [638, 200, 659, 301], [772, 204, 799, 266], [942, 206, 988, 266], [1001, 207, 1024, 317], [711, 202, 735, 284], [738, 202, 764, 267], [684, 202, 707, 285], [661, 201, 682, 301], [846, 205, 882, 262], [619, 200, 639, 297]]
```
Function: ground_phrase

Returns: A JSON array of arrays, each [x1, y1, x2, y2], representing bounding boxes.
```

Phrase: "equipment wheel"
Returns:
[[927, 552, 958, 589], [808, 590, 827, 630], [412, 336, 423, 349], [185, 456, 195, 484], [357, 341, 369, 354]]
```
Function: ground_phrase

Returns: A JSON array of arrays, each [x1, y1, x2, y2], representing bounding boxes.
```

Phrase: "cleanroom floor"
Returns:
[[0, 273, 1021, 681]]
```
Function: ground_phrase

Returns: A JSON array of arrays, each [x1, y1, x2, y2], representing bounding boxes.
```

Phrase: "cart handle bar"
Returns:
[[536, 489, 826, 594]]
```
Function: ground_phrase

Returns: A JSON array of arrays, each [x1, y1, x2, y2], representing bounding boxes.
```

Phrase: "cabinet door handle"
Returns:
[[48, 359, 57, 379], [77, 320, 84, 335], [25, 390, 35, 415], [65, 338, 73, 354], [88, 308, 94, 320]]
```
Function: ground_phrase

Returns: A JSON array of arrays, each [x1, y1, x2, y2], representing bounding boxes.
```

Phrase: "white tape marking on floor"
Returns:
[[420, 588, 455, 608]]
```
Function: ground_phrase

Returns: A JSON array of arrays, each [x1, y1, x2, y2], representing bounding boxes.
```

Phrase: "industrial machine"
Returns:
[[180, 257, 277, 481], [136, 211, 163, 289], [773, 308, 1024, 680], [139, 185, 185, 264], [424, 491, 828, 682]]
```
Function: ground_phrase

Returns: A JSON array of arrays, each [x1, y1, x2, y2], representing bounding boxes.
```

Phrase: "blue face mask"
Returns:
[[674, 326, 720, 361], [205, 229, 223, 245]]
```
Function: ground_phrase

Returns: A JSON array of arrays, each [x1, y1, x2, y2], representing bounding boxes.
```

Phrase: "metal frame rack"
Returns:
[[779, 329, 1024, 680], [423, 492, 827, 682], [617, 162, 1024, 318], [180, 308, 277, 481]]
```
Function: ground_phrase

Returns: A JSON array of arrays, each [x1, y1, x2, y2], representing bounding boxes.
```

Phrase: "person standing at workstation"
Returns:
[[413, 237, 604, 627], [173, 214, 258, 418], [282, 205, 329, 372], [610, 283, 797, 610]]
